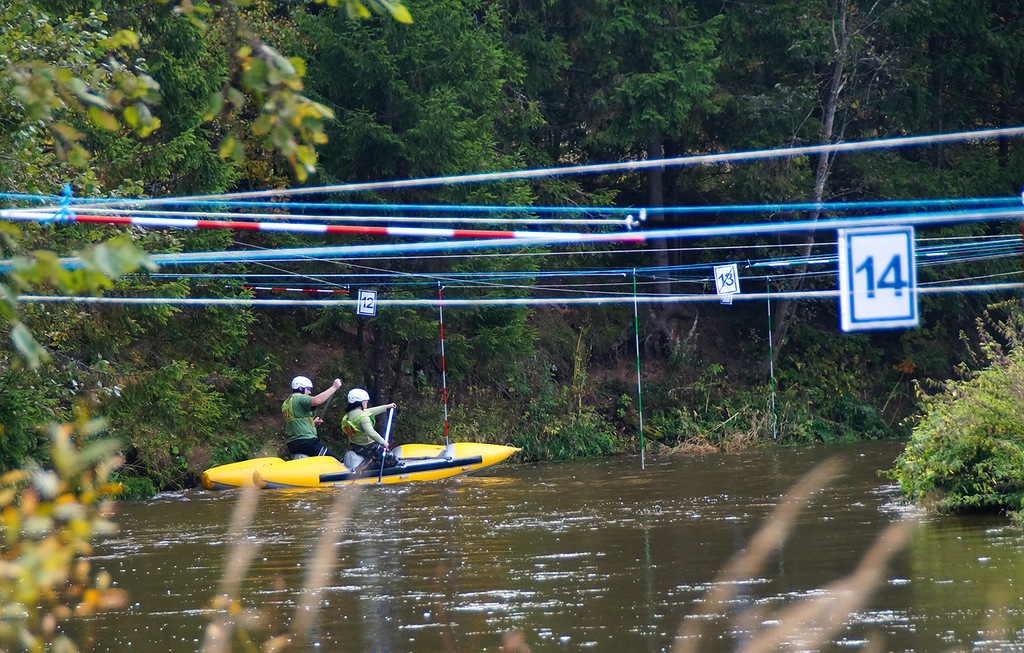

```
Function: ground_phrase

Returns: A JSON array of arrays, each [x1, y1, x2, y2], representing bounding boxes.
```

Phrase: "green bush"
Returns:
[[512, 408, 622, 461], [102, 360, 230, 489], [889, 308, 1024, 514], [0, 363, 56, 469], [114, 473, 158, 500]]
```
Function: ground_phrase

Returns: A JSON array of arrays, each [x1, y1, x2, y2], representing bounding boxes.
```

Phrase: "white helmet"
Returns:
[[347, 388, 370, 404], [291, 375, 313, 390]]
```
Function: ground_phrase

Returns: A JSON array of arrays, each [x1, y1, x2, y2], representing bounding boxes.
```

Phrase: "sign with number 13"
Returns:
[[837, 227, 918, 332]]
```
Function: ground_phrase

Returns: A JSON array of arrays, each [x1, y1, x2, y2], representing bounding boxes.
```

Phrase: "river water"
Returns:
[[78, 440, 1024, 652]]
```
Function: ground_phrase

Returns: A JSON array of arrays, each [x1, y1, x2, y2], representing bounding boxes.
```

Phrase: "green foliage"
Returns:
[[773, 319, 899, 443], [0, 1, 162, 189], [208, 428, 271, 468], [2, 226, 156, 368], [889, 305, 1024, 514], [102, 360, 229, 488], [290, 0, 543, 182], [777, 391, 890, 445], [513, 403, 622, 461], [644, 406, 703, 446], [1, 0, 411, 184], [113, 472, 156, 500], [579, 1, 722, 152], [511, 359, 623, 461], [0, 364, 55, 469]]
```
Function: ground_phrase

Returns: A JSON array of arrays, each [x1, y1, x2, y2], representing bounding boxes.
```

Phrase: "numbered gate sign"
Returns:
[[837, 227, 918, 332], [356, 289, 377, 317], [713, 263, 741, 305]]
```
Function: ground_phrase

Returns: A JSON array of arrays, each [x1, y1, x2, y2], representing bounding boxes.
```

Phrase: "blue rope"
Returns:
[[37, 184, 74, 224], [29, 194, 1020, 216]]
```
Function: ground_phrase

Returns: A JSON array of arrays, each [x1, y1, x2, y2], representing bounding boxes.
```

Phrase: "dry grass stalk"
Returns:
[[201, 485, 262, 653], [199, 487, 360, 653], [737, 518, 916, 653], [220, 486, 262, 599], [200, 485, 360, 653], [282, 487, 358, 648], [672, 457, 917, 653], [673, 458, 840, 653]]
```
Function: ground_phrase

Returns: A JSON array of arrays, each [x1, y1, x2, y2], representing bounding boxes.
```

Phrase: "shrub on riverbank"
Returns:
[[889, 304, 1024, 517]]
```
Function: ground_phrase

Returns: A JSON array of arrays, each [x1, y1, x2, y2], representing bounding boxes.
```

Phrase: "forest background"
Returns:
[[3, 0, 1024, 498]]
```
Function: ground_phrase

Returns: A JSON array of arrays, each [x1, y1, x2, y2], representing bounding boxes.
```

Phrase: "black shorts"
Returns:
[[350, 442, 398, 467], [288, 438, 342, 460]]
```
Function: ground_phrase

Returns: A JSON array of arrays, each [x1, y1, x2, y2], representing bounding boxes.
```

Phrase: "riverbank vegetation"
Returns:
[[888, 301, 1024, 520], [4, 0, 1024, 499]]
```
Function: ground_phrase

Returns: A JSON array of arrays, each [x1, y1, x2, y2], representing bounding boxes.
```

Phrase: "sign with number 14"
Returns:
[[837, 226, 918, 332]]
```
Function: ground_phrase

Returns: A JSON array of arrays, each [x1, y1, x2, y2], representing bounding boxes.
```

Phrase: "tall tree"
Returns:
[[506, 0, 721, 344], [695, 0, 910, 376], [271, 0, 545, 396]]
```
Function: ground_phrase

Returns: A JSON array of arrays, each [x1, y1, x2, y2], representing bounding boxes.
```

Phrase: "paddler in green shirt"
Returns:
[[341, 387, 398, 469], [282, 375, 343, 459]]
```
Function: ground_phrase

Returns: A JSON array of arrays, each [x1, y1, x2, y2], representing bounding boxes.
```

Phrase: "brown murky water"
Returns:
[[78, 441, 1024, 651]]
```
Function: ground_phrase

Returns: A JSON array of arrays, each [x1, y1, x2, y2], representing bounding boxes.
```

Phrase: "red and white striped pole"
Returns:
[[0, 209, 644, 242]]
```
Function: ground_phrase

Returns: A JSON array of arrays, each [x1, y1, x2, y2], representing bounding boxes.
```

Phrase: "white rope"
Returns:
[[78, 126, 1024, 205], [16, 282, 1023, 307], [16, 205, 1018, 273]]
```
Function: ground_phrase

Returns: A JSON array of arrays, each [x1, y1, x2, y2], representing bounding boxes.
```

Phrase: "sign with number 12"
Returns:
[[356, 289, 377, 317], [837, 226, 918, 332]]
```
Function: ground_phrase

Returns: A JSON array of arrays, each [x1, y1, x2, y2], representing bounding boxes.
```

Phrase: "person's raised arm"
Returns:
[[311, 378, 342, 407], [367, 402, 397, 416]]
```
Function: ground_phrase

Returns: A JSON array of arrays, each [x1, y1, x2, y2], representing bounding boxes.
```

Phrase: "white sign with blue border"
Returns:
[[837, 226, 918, 332], [713, 263, 741, 305], [356, 289, 377, 317]]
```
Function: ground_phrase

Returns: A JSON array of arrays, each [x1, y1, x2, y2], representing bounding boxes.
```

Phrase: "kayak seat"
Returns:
[[292, 453, 309, 460], [343, 450, 365, 470]]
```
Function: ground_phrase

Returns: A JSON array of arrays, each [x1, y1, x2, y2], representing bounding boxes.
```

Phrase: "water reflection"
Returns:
[[80, 441, 1024, 652]]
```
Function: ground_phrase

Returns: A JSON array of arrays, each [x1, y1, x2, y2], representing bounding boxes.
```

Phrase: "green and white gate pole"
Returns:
[[633, 269, 645, 470]]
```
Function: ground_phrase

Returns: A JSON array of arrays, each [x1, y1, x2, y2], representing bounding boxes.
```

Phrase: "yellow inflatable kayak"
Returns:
[[200, 443, 520, 490], [200, 457, 284, 490]]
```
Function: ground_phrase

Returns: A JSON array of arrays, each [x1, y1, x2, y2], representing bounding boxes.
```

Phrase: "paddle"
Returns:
[[308, 388, 338, 452], [317, 388, 336, 421], [378, 407, 395, 482]]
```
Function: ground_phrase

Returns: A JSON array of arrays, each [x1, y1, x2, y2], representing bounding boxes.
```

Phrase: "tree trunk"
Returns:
[[929, 35, 946, 168], [371, 320, 388, 401], [646, 130, 678, 347], [760, 0, 850, 378], [647, 131, 669, 292]]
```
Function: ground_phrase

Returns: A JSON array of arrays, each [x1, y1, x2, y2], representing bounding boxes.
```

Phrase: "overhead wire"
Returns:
[[4, 126, 1023, 307], [54, 125, 1024, 203], [15, 282, 1024, 308], [121, 229, 1019, 298], [6, 203, 1022, 275]]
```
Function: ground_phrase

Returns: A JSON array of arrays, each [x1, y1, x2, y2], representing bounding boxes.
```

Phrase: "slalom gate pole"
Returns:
[[378, 407, 395, 483], [766, 277, 777, 440], [633, 270, 646, 469], [438, 283, 450, 446]]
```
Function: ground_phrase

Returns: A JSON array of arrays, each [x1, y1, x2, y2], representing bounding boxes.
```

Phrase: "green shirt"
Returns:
[[282, 393, 317, 443], [342, 405, 390, 446]]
